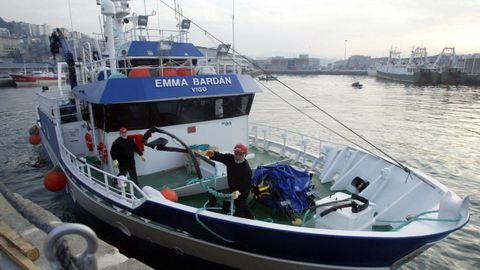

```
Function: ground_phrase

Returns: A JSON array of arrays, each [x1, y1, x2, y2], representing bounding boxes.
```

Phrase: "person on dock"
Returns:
[[205, 144, 254, 219], [110, 127, 145, 185]]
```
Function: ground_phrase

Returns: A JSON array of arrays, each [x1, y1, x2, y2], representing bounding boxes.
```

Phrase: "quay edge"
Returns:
[[0, 190, 152, 270]]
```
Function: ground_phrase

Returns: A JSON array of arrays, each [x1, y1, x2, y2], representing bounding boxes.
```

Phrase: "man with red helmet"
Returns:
[[110, 127, 145, 185], [205, 143, 254, 219]]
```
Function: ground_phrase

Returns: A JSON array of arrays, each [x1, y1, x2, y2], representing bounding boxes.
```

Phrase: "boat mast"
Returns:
[[232, 0, 236, 73], [99, 0, 131, 72], [100, 0, 117, 72]]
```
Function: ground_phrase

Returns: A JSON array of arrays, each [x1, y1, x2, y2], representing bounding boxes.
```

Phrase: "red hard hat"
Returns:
[[233, 143, 248, 154], [119, 127, 127, 133]]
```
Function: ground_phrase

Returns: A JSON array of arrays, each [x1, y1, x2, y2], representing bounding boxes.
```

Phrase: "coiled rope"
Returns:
[[0, 181, 79, 269]]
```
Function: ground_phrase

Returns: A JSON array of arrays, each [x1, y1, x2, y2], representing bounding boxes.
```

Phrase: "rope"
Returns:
[[376, 210, 462, 232], [187, 166, 239, 242], [301, 208, 316, 227], [257, 81, 363, 149], [157, 0, 408, 171], [0, 181, 79, 269], [194, 202, 234, 243]]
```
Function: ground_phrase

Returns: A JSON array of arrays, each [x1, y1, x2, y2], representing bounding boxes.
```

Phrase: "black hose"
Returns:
[[143, 127, 203, 179]]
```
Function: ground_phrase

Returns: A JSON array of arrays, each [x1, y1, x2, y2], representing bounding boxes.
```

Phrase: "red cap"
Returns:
[[233, 143, 248, 154], [119, 127, 127, 133]]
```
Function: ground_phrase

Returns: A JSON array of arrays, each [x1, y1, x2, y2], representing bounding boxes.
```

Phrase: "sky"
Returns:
[[2, 0, 480, 59]]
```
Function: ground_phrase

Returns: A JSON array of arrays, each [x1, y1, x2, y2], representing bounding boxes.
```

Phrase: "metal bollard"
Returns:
[[44, 223, 98, 270]]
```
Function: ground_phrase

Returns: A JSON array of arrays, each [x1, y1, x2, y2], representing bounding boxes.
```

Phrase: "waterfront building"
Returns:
[[0, 28, 21, 61], [257, 54, 321, 71]]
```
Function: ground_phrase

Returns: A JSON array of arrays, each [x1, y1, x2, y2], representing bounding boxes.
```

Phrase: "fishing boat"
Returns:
[[258, 74, 278, 81], [375, 47, 439, 84], [432, 47, 467, 85], [10, 70, 66, 87], [36, 1, 470, 269]]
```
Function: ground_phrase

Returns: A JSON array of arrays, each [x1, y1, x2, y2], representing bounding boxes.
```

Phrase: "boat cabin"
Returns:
[[38, 40, 262, 192]]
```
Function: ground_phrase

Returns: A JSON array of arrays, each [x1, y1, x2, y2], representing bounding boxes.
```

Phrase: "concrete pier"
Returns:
[[0, 191, 152, 269]]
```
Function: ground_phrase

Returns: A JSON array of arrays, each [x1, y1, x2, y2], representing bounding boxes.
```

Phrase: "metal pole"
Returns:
[[344, 40, 348, 61], [232, 0, 236, 73], [68, 0, 74, 32]]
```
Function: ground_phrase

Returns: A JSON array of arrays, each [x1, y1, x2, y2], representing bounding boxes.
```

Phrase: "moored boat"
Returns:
[[258, 74, 278, 81], [35, 1, 470, 269], [10, 70, 66, 87], [433, 47, 467, 85], [375, 47, 438, 84]]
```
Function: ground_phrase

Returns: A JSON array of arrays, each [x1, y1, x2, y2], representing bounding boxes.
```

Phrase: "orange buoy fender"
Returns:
[[44, 170, 67, 192], [128, 66, 151, 77], [177, 68, 193, 76], [161, 188, 178, 202], [29, 134, 41, 145], [161, 68, 178, 76]]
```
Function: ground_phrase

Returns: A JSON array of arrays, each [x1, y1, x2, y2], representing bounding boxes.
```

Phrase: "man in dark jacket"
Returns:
[[206, 143, 254, 219], [110, 127, 145, 185]]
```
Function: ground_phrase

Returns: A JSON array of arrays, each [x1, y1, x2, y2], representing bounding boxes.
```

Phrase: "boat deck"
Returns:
[[135, 146, 335, 226]]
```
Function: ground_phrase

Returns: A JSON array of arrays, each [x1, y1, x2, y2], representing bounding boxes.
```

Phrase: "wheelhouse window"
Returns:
[[92, 94, 254, 132]]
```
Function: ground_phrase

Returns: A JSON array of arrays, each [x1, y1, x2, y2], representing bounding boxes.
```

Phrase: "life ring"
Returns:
[[85, 132, 94, 151], [97, 142, 108, 163]]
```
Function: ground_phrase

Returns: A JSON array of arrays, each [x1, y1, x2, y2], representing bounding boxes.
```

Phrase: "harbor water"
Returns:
[[0, 75, 478, 269]]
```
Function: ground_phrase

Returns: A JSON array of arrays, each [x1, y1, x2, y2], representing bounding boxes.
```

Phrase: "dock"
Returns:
[[0, 186, 152, 270], [262, 69, 368, 75]]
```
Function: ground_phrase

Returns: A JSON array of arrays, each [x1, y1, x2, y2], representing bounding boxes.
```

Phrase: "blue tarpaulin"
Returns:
[[251, 165, 314, 215]]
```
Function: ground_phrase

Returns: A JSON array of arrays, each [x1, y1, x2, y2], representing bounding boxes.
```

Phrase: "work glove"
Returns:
[[205, 150, 215, 157], [141, 155, 146, 161], [232, 190, 241, 200], [113, 160, 119, 167]]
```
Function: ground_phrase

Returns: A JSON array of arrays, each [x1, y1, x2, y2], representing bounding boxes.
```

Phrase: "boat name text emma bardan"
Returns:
[[155, 76, 232, 92]]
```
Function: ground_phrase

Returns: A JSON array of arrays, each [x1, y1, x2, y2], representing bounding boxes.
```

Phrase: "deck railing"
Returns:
[[248, 123, 346, 172], [75, 54, 242, 85], [59, 144, 147, 209]]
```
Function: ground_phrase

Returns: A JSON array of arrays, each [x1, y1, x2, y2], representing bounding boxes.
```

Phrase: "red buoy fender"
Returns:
[[29, 134, 41, 145], [97, 143, 108, 163], [44, 170, 67, 192], [85, 132, 94, 151]]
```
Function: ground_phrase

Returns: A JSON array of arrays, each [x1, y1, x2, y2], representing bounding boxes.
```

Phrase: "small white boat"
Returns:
[[35, 1, 470, 269], [258, 74, 278, 81]]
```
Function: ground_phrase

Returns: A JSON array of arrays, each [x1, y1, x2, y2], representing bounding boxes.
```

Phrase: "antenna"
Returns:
[[68, 0, 74, 31], [232, 0, 236, 73]]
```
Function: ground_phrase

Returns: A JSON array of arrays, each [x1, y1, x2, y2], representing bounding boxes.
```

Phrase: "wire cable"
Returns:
[[156, 0, 409, 171]]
